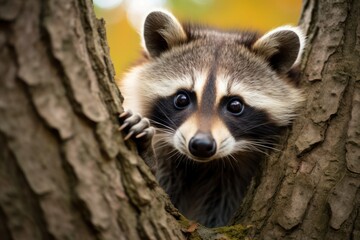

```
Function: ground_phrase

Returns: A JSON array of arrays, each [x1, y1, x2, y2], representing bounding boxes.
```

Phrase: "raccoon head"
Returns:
[[121, 10, 305, 162]]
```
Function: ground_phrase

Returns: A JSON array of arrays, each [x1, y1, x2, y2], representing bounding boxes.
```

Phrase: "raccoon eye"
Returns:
[[174, 91, 190, 109], [227, 98, 244, 115]]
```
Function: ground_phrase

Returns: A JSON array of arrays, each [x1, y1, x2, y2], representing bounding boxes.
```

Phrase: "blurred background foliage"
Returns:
[[94, 0, 302, 78]]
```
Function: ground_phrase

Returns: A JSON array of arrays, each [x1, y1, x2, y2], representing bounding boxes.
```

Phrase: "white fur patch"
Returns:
[[193, 71, 209, 106], [211, 118, 236, 159], [120, 66, 143, 114], [216, 75, 230, 105], [142, 74, 193, 99]]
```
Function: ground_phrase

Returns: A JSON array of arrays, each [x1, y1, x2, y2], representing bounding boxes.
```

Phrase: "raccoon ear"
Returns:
[[142, 10, 187, 58], [252, 26, 305, 74]]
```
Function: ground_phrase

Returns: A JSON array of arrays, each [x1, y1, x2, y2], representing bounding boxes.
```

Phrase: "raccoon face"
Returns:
[[121, 10, 305, 162]]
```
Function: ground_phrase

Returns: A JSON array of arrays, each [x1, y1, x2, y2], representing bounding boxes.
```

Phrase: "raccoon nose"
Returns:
[[189, 132, 217, 158]]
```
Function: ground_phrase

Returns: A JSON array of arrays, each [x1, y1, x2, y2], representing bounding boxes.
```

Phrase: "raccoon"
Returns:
[[118, 10, 305, 227]]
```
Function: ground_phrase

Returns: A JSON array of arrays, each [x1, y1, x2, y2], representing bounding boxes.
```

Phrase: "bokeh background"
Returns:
[[94, 0, 302, 78]]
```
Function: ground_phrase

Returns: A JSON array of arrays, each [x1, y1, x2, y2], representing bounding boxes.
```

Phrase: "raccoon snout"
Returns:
[[189, 132, 217, 159]]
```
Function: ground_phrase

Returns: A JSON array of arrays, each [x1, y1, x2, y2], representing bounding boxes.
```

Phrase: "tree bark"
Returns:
[[0, 0, 359, 240], [0, 0, 184, 239], [234, 0, 360, 239]]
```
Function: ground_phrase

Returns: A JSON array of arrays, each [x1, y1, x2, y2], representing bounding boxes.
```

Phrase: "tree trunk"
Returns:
[[0, 0, 359, 240], [0, 0, 184, 239], [234, 0, 360, 239]]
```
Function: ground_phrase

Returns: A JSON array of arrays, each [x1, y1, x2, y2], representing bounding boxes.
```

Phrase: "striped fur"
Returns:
[[120, 11, 305, 227]]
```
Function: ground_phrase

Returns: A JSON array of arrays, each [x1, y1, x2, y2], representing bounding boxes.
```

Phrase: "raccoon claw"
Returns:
[[119, 110, 131, 119], [118, 110, 154, 145], [118, 111, 157, 171], [118, 122, 130, 131], [136, 127, 155, 139], [136, 132, 147, 139], [124, 131, 134, 141]]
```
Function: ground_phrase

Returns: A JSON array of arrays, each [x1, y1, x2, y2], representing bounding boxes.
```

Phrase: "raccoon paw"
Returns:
[[118, 110, 154, 148], [118, 110, 157, 172]]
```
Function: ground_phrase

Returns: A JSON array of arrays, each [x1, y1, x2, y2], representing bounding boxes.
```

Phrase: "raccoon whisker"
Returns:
[[153, 133, 172, 140], [167, 149, 181, 160], [228, 154, 238, 163], [150, 119, 176, 132], [155, 127, 174, 133], [154, 129, 174, 136], [178, 143, 188, 155], [248, 138, 280, 144], [153, 136, 173, 147], [225, 154, 238, 172], [233, 141, 268, 155], [217, 138, 234, 157], [246, 140, 281, 152], [243, 141, 279, 150], [153, 135, 172, 142], [154, 103, 177, 128], [238, 137, 281, 147], [153, 139, 172, 147], [240, 121, 278, 134], [153, 138, 173, 148], [179, 132, 186, 142], [174, 153, 186, 169], [219, 138, 228, 145], [237, 140, 279, 155], [242, 145, 269, 156], [218, 146, 226, 151], [153, 142, 172, 151], [153, 124, 173, 131], [155, 128, 175, 135], [152, 123, 176, 135], [242, 122, 271, 132], [154, 131, 172, 136], [222, 156, 233, 172], [221, 156, 226, 171], [175, 155, 182, 169]]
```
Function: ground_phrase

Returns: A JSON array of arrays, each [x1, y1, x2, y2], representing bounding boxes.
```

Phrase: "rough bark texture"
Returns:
[[1, 0, 359, 239], [0, 0, 184, 239], [234, 0, 360, 239]]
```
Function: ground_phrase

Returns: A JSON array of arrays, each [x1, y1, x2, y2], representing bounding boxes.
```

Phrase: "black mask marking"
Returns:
[[219, 96, 283, 149], [148, 90, 197, 131]]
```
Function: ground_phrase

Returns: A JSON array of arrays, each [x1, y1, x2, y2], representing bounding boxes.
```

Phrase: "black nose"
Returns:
[[189, 132, 217, 158]]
